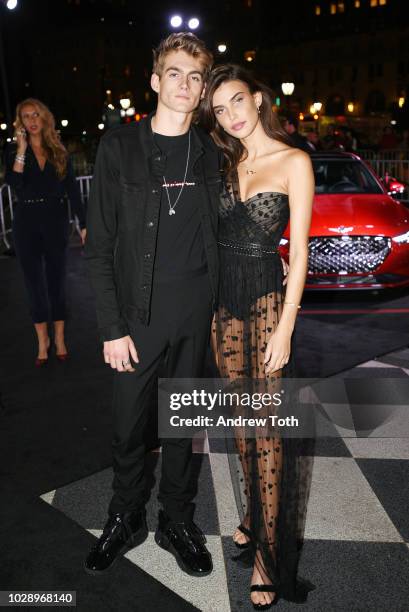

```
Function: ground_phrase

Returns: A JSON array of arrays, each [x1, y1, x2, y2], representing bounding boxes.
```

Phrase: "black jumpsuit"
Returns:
[[5, 145, 85, 323]]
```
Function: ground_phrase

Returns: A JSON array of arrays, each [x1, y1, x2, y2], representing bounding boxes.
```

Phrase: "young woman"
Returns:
[[5, 98, 86, 366], [200, 65, 315, 609]]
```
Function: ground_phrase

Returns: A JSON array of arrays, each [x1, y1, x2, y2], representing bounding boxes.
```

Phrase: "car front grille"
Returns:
[[308, 235, 391, 274]]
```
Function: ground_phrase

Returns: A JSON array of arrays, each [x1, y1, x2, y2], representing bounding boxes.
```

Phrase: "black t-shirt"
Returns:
[[153, 131, 207, 280]]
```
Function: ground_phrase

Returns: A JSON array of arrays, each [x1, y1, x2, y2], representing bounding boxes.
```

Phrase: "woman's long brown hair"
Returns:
[[15, 98, 69, 179], [199, 64, 293, 179]]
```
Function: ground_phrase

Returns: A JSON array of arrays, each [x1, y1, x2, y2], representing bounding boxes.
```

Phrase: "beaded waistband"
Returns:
[[218, 240, 278, 258]]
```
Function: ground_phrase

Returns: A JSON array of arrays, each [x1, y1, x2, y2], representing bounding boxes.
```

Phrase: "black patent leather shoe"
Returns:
[[84, 509, 148, 574], [154, 509, 213, 577]]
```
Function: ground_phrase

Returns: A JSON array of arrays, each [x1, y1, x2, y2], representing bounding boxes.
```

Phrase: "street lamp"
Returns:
[[188, 17, 200, 30], [281, 82, 295, 112], [281, 82, 295, 96], [119, 98, 131, 110], [170, 15, 182, 28]]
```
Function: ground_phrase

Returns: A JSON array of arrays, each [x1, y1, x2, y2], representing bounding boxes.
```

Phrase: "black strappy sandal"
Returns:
[[250, 585, 278, 610], [233, 523, 251, 549]]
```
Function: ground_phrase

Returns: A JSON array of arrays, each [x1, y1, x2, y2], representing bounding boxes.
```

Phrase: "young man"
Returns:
[[84, 33, 221, 576]]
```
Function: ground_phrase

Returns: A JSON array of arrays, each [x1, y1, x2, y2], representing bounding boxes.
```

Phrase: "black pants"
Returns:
[[109, 271, 213, 522], [13, 201, 69, 323]]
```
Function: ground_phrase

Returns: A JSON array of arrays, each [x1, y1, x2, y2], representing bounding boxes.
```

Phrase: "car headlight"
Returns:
[[392, 231, 409, 244]]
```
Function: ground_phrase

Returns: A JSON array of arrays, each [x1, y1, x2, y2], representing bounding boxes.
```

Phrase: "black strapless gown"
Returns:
[[211, 171, 315, 602]]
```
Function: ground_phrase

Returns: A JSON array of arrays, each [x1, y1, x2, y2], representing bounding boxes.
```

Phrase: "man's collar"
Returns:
[[140, 110, 205, 156]]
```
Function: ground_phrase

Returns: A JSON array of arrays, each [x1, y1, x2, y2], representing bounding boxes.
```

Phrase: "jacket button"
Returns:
[[144, 253, 151, 259], [154, 156, 161, 161], [152, 188, 158, 194], [141, 285, 147, 290], [147, 221, 154, 227]]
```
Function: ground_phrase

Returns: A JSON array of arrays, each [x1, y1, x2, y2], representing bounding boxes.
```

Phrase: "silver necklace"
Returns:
[[162, 130, 191, 216]]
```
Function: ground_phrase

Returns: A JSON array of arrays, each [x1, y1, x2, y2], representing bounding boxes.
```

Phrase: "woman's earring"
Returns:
[[257, 106, 261, 114]]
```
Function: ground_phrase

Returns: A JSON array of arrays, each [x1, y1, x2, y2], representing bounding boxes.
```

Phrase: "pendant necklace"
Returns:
[[162, 130, 191, 216]]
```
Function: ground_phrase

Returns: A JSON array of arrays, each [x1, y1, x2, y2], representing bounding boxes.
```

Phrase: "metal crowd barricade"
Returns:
[[0, 183, 13, 249], [0, 175, 93, 249], [357, 151, 409, 204], [68, 174, 93, 236], [76, 175, 92, 205]]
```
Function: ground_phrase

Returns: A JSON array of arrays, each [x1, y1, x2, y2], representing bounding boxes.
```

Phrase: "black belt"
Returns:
[[21, 197, 64, 204], [218, 240, 278, 258]]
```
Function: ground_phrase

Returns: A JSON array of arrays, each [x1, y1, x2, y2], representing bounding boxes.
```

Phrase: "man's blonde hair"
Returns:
[[152, 32, 213, 81]]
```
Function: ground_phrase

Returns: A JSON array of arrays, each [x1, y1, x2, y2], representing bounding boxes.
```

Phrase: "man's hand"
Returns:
[[103, 335, 139, 372]]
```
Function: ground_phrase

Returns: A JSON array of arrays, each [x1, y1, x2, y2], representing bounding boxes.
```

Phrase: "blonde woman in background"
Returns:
[[5, 98, 86, 366]]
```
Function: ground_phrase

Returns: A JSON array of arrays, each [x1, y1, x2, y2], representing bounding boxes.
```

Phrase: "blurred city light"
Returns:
[[281, 82, 295, 95], [188, 17, 200, 29], [125, 107, 135, 116], [119, 98, 131, 110], [107, 103, 115, 110], [398, 97, 405, 108], [61, 119, 68, 127], [309, 104, 316, 114], [0, 123, 7, 130], [6, 0, 18, 10], [170, 15, 183, 28], [244, 50, 256, 62], [313, 101, 322, 112], [98, 123, 105, 130], [217, 44, 227, 53], [347, 102, 355, 112]]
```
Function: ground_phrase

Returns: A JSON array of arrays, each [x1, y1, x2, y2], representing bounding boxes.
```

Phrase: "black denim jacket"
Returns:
[[85, 113, 222, 342]]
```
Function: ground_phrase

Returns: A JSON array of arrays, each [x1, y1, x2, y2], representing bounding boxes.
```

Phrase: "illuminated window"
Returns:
[[379, 0, 387, 4], [315, 5, 321, 15], [354, 0, 360, 7], [370, 0, 378, 6], [338, 2, 344, 12], [330, 3, 337, 14]]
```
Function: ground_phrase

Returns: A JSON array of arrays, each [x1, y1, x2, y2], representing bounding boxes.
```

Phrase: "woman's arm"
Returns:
[[264, 150, 314, 374], [4, 129, 27, 188]]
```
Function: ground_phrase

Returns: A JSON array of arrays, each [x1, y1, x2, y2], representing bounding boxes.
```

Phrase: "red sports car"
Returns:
[[280, 152, 409, 289]]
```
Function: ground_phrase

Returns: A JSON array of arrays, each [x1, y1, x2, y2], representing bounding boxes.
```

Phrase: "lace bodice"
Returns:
[[218, 171, 290, 247]]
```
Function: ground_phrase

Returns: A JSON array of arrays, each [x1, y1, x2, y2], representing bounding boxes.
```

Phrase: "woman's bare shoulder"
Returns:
[[283, 147, 312, 173]]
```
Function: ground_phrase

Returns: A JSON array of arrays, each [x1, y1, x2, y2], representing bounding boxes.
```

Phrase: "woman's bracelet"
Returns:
[[283, 301, 301, 309], [15, 154, 26, 164]]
